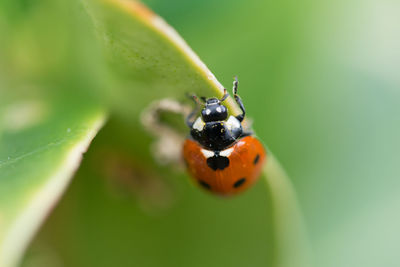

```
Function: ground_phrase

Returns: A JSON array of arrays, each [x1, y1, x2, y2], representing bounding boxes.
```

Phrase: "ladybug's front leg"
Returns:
[[186, 94, 202, 128], [233, 76, 246, 122]]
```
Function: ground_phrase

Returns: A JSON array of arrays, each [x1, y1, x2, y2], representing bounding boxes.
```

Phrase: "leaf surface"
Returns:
[[0, 96, 106, 267]]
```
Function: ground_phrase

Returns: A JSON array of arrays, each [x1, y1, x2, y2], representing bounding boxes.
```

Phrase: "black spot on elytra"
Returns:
[[207, 155, 230, 171], [233, 177, 246, 188], [198, 180, 211, 190], [253, 154, 260, 165]]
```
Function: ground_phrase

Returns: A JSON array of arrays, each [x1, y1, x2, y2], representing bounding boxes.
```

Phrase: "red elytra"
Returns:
[[183, 135, 266, 196]]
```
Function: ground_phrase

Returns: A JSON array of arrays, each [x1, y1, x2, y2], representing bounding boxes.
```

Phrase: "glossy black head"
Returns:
[[201, 98, 228, 122]]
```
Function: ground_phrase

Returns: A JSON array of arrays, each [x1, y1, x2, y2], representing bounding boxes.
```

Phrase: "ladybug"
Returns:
[[183, 77, 266, 196]]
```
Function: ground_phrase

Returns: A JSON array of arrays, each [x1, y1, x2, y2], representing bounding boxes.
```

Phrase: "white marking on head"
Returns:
[[205, 109, 211, 115], [192, 117, 205, 131], [219, 147, 234, 157], [201, 149, 214, 158], [216, 107, 222, 113], [226, 116, 241, 131]]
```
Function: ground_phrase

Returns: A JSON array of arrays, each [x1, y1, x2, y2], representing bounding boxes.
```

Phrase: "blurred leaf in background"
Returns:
[[2, 0, 276, 267], [0, 0, 399, 266]]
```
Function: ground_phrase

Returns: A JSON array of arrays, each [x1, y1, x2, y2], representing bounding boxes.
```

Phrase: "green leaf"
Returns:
[[82, 1, 310, 266], [9, 1, 307, 267], [263, 156, 311, 267], [0, 96, 106, 267], [1, 0, 309, 266], [82, 0, 242, 117]]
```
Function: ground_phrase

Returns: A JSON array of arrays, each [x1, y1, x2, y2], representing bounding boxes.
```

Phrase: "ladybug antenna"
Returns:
[[232, 76, 246, 122], [220, 88, 229, 102], [233, 76, 239, 95]]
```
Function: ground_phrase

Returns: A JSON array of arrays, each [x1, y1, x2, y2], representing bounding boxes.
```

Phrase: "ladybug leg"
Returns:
[[186, 94, 202, 128], [140, 98, 190, 165], [219, 88, 229, 102], [233, 76, 246, 122]]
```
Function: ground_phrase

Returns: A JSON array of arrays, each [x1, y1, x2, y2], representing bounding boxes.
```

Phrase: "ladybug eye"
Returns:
[[233, 177, 246, 188]]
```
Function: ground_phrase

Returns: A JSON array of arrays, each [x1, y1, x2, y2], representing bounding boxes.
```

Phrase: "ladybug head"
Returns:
[[201, 97, 228, 122]]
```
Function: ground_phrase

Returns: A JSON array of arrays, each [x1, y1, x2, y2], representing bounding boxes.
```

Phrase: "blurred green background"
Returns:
[[1, 0, 400, 266]]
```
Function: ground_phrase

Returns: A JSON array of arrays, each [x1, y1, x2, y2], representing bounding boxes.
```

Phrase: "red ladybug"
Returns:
[[183, 77, 266, 196]]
